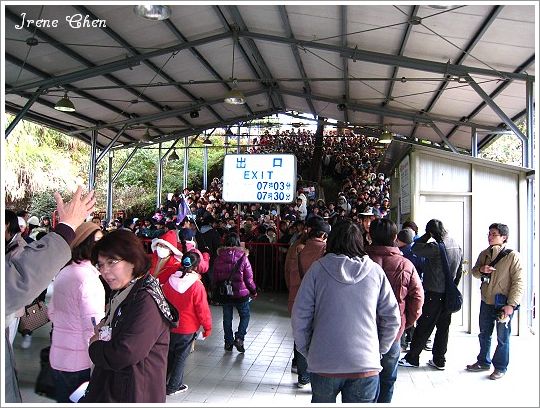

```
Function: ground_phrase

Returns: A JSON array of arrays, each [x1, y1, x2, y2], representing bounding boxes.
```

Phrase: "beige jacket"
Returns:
[[471, 244, 523, 307]]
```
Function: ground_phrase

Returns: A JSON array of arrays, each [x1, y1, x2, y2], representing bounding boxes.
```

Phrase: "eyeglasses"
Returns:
[[96, 258, 123, 272], [487, 233, 501, 237]]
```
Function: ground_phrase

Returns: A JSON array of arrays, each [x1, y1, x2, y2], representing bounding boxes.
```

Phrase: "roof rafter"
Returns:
[[278, 5, 317, 118], [410, 5, 504, 139], [162, 19, 255, 117], [280, 88, 502, 131], [237, 30, 532, 81], [225, 5, 286, 110]]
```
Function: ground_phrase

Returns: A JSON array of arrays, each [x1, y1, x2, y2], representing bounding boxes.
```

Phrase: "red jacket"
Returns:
[[150, 254, 182, 284], [162, 272, 212, 335], [366, 246, 424, 341], [182, 241, 210, 275]]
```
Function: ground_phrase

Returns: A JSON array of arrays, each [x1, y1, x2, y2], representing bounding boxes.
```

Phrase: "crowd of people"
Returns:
[[5, 128, 524, 403]]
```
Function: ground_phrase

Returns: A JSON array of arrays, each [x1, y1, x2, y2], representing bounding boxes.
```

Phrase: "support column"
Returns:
[[203, 144, 209, 190], [157, 143, 163, 209], [237, 124, 241, 153], [471, 127, 478, 157], [106, 151, 114, 223], [525, 78, 534, 168], [89, 130, 98, 190], [183, 136, 189, 190]]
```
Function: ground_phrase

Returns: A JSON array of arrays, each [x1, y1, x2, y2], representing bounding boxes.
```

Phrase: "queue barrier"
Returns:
[[138, 237, 289, 292]]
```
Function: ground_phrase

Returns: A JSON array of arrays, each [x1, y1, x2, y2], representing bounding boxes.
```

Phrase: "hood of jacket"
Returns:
[[317, 253, 375, 284], [167, 272, 199, 294], [217, 246, 249, 259]]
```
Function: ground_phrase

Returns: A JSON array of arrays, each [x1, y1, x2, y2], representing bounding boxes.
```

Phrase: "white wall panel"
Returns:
[[416, 153, 471, 193]]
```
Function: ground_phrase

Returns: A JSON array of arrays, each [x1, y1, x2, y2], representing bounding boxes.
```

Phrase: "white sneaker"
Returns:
[[398, 357, 419, 368], [21, 335, 32, 349]]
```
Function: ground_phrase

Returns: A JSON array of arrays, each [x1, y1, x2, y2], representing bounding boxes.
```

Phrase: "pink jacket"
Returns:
[[48, 260, 105, 372]]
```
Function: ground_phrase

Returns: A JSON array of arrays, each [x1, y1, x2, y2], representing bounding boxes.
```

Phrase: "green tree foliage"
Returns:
[[479, 121, 526, 167], [4, 117, 90, 211]]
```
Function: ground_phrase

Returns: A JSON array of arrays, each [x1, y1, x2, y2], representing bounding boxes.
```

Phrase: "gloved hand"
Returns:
[[203, 329, 212, 338]]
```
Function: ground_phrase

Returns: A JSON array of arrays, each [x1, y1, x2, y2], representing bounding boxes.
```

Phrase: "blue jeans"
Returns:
[[222, 300, 250, 344], [378, 340, 401, 403], [311, 373, 379, 403], [167, 332, 196, 391], [477, 301, 513, 373], [52, 368, 90, 403]]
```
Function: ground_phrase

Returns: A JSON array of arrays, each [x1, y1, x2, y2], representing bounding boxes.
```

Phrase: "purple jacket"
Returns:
[[213, 247, 257, 298]]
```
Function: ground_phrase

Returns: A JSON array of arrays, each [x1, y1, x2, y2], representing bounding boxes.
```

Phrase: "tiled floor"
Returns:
[[13, 292, 539, 406]]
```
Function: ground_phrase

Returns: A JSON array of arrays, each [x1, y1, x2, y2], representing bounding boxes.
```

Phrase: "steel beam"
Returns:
[[96, 125, 128, 163], [8, 57, 140, 93], [5, 87, 44, 137], [278, 5, 317, 118], [183, 136, 189, 190], [280, 89, 500, 130], [89, 130, 98, 189], [410, 5, 503, 139], [525, 78, 534, 168], [106, 152, 114, 223], [237, 30, 532, 82], [446, 54, 535, 140], [5, 8, 195, 127], [163, 18, 255, 117], [157, 143, 163, 209], [227, 6, 286, 110], [340, 5, 349, 124], [213, 6, 277, 112], [121, 108, 281, 149], [465, 75, 527, 143], [74, 6, 224, 124], [430, 123, 459, 154], [69, 88, 269, 134], [471, 127, 478, 157], [384, 5, 418, 119], [112, 145, 140, 184]]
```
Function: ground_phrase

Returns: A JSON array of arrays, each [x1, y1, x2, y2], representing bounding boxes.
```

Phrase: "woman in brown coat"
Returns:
[[82, 230, 178, 403]]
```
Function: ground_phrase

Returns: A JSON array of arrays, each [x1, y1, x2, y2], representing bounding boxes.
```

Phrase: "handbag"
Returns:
[[18, 301, 50, 334], [438, 242, 463, 313], [215, 255, 245, 302]]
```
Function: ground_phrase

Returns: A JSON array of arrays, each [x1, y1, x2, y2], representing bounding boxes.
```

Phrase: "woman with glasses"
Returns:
[[81, 230, 178, 403], [48, 222, 105, 403]]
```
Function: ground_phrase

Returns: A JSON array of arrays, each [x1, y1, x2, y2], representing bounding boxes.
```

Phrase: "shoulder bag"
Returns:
[[438, 242, 463, 313], [215, 255, 245, 302]]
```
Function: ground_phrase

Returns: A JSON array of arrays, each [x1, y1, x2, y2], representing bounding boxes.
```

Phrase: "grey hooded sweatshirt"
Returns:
[[292, 253, 400, 375]]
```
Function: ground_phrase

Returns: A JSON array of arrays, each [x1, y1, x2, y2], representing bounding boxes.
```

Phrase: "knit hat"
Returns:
[[28, 216, 40, 226], [71, 222, 101, 249], [397, 228, 415, 245], [310, 218, 331, 234], [151, 230, 182, 259]]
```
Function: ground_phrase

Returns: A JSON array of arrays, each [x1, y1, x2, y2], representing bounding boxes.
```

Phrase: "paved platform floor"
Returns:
[[12, 292, 539, 406]]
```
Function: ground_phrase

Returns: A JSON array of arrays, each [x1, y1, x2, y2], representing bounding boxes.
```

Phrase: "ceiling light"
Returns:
[[169, 149, 179, 161], [203, 137, 213, 146], [427, 5, 456, 10], [133, 5, 171, 21], [54, 92, 75, 112], [379, 129, 393, 144], [190, 110, 199, 118], [141, 129, 153, 144], [337, 103, 346, 112], [224, 32, 246, 105], [224, 86, 246, 105]]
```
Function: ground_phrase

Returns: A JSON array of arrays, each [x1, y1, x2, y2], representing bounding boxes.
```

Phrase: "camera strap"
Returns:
[[488, 248, 512, 268]]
